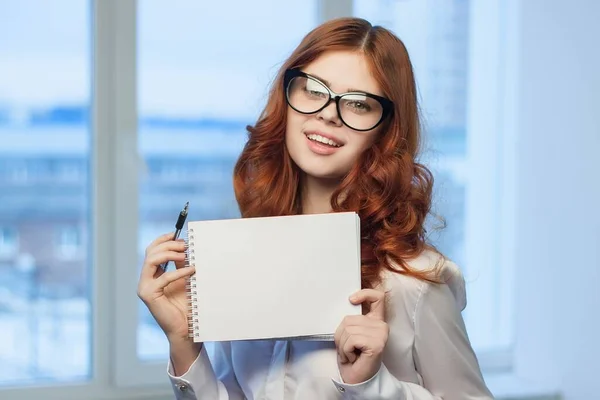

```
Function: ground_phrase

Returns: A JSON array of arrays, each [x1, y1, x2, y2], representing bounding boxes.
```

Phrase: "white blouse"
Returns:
[[167, 250, 494, 399]]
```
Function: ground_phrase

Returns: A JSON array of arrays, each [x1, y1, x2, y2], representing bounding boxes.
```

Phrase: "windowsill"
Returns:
[[484, 371, 562, 400]]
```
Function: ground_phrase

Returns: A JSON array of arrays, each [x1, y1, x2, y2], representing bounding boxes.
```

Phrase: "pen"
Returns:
[[159, 201, 189, 272]]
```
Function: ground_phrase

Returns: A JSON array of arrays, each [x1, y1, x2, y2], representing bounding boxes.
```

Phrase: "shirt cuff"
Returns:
[[331, 363, 406, 399], [167, 345, 220, 400]]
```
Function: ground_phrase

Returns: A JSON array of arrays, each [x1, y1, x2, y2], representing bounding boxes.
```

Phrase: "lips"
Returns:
[[304, 131, 344, 147], [303, 133, 343, 156]]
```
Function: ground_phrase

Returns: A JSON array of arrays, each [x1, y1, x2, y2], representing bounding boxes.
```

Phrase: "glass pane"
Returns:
[[0, 0, 91, 385], [354, 0, 509, 355], [137, 0, 318, 361]]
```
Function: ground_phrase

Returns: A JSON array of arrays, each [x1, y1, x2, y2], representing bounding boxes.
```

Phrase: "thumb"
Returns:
[[350, 289, 386, 321]]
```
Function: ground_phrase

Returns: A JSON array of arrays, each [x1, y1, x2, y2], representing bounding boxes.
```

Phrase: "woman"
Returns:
[[137, 17, 494, 399]]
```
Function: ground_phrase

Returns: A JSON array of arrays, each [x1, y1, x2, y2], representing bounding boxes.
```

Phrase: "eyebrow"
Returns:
[[307, 71, 372, 94]]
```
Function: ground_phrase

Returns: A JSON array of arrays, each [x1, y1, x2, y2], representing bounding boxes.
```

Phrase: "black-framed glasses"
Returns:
[[283, 68, 393, 131]]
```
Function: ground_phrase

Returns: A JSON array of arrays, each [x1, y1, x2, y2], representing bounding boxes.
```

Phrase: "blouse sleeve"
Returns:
[[167, 342, 246, 400]]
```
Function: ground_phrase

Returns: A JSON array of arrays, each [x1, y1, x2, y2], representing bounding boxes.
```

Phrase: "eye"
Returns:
[[347, 101, 371, 111], [342, 99, 372, 114], [341, 93, 374, 113], [304, 79, 328, 98], [305, 88, 327, 98]]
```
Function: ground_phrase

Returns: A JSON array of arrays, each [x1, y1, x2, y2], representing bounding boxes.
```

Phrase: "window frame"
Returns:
[[0, 0, 165, 398], [462, 0, 517, 373]]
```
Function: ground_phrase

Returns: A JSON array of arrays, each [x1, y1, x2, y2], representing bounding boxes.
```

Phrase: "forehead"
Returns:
[[302, 50, 382, 96]]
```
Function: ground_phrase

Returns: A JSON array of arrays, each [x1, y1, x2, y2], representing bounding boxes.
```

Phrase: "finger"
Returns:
[[155, 265, 196, 289], [334, 320, 349, 364], [337, 352, 348, 365], [174, 258, 188, 270], [336, 316, 376, 344], [349, 289, 386, 321], [147, 239, 187, 257], [338, 329, 354, 364], [338, 325, 382, 360], [334, 317, 345, 345], [147, 250, 186, 266], [339, 325, 381, 344], [174, 238, 189, 269], [148, 240, 188, 271], [145, 232, 176, 254], [338, 330, 355, 364], [150, 239, 188, 278], [141, 251, 186, 280], [339, 315, 383, 329], [342, 334, 369, 364]]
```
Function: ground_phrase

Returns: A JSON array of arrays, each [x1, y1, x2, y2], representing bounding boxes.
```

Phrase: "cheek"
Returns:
[[286, 110, 307, 136], [350, 130, 379, 154]]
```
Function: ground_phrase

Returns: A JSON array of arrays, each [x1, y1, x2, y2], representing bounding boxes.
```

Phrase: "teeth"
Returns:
[[306, 134, 341, 147]]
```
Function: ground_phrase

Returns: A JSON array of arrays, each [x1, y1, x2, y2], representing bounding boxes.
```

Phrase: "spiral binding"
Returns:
[[184, 227, 200, 340]]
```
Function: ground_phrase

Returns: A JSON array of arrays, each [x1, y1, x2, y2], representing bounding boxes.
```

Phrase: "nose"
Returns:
[[317, 100, 343, 127]]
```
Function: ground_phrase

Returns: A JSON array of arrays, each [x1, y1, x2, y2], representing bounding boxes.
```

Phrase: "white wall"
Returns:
[[513, 0, 600, 399]]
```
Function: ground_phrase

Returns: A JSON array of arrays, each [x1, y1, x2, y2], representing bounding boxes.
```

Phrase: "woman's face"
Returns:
[[285, 50, 384, 181]]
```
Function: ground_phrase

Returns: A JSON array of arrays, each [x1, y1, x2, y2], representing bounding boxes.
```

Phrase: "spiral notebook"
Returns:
[[184, 212, 362, 342]]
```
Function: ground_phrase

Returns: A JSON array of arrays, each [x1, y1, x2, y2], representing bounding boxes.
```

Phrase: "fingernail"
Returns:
[[350, 294, 358, 302]]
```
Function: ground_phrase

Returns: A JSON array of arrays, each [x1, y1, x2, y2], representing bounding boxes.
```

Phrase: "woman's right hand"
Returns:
[[137, 232, 197, 343]]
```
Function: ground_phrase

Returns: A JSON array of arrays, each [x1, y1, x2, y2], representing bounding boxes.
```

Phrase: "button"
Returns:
[[177, 383, 189, 392], [337, 385, 346, 393]]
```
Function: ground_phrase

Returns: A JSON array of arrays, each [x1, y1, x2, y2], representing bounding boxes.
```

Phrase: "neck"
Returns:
[[300, 175, 339, 215]]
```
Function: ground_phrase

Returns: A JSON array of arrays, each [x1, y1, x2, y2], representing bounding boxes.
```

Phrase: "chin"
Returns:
[[302, 167, 345, 181], [290, 154, 348, 181]]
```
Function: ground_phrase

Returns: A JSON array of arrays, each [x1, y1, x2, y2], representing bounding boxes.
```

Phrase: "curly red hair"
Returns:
[[233, 17, 443, 288]]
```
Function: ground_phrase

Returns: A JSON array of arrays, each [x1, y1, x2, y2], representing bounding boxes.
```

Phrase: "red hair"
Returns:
[[233, 17, 443, 288]]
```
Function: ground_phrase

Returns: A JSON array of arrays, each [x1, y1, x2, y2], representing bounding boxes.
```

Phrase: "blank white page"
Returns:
[[187, 212, 362, 342]]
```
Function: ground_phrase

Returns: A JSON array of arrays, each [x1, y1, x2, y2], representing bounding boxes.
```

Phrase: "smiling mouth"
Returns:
[[305, 133, 343, 147]]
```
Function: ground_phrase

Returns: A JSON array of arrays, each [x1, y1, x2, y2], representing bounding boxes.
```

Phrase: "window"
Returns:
[[10, 163, 29, 183], [0, 0, 515, 397], [135, 0, 319, 364], [0, 0, 91, 387], [0, 227, 18, 257], [116, 0, 318, 384], [56, 160, 84, 182], [55, 226, 84, 260], [353, 0, 514, 370]]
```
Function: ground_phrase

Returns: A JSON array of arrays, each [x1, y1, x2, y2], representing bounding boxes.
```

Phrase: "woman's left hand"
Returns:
[[335, 288, 389, 384]]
